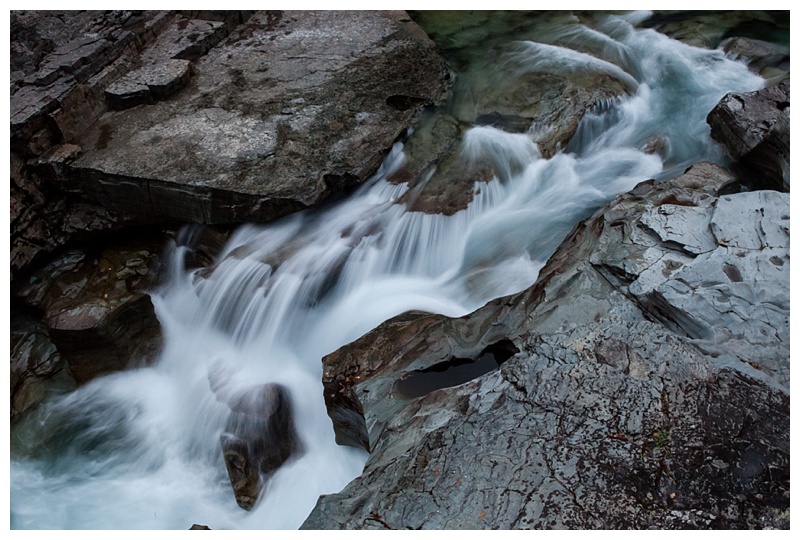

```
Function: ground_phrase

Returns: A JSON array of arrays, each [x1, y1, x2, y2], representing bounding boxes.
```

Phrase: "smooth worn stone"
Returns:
[[720, 36, 789, 83], [209, 364, 302, 510]]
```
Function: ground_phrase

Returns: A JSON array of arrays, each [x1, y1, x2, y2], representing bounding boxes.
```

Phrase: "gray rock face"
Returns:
[[707, 79, 790, 192], [64, 11, 448, 226], [10, 10, 447, 279], [305, 162, 789, 529]]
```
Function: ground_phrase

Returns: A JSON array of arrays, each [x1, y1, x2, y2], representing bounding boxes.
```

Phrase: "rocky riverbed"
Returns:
[[10, 10, 789, 530]]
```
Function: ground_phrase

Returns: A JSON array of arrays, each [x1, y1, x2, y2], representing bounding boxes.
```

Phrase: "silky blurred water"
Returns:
[[10, 11, 765, 529]]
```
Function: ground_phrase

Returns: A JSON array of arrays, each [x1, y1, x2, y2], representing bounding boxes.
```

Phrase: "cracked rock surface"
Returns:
[[304, 162, 789, 529]]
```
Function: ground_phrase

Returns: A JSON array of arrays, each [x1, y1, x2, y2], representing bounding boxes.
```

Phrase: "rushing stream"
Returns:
[[10, 12, 768, 529]]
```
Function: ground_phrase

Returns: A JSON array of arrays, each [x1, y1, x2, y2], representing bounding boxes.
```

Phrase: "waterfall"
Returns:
[[10, 12, 765, 530]]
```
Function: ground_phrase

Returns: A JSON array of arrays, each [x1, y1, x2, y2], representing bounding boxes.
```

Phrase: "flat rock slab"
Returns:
[[68, 10, 448, 225]]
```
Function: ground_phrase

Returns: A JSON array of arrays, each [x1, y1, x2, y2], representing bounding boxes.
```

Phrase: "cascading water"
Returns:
[[10, 12, 766, 529]]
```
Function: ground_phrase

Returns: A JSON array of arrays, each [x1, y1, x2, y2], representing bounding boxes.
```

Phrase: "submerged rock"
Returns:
[[387, 40, 630, 217], [305, 162, 789, 529], [707, 78, 790, 191], [220, 386, 301, 511]]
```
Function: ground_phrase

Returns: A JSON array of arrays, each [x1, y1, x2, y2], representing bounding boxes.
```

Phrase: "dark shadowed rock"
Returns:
[[640, 11, 789, 49], [707, 78, 789, 191], [14, 238, 164, 384], [10, 310, 77, 419], [720, 36, 789, 85], [209, 371, 302, 510], [304, 162, 789, 529]]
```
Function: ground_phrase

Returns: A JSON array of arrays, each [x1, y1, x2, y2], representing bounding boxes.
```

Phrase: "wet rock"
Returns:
[[386, 31, 632, 217], [707, 78, 790, 191], [14, 238, 164, 384], [209, 368, 302, 510], [305, 162, 789, 529], [467, 49, 632, 158], [10, 310, 77, 419], [189, 524, 211, 530], [389, 114, 499, 215]]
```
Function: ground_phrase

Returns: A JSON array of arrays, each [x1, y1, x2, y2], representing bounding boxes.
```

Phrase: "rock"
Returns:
[[304, 162, 789, 529], [720, 36, 789, 85], [707, 79, 789, 191], [467, 44, 633, 158], [11, 11, 448, 277], [9, 11, 251, 278], [10, 310, 77, 419], [14, 237, 164, 384], [189, 524, 211, 530], [640, 11, 789, 49], [389, 114, 499, 216], [209, 366, 302, 510], [63, 11, 448, 226], [105, 58, 192, 109]]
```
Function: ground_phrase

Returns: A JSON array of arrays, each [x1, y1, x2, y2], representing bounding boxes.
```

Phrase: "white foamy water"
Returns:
[[10, 13, 764, 529]]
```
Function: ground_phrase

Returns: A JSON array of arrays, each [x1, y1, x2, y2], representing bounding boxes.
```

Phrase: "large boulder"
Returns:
[[707, 78, 789, 192], [303, 162, 789, 529], [10, 10, 251, 279], [59, 11, 448, 225], [10, 10, 448, 279]]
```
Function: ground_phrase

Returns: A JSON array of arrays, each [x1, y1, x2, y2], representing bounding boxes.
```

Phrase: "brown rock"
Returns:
[[14, 239, 164, 384]]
